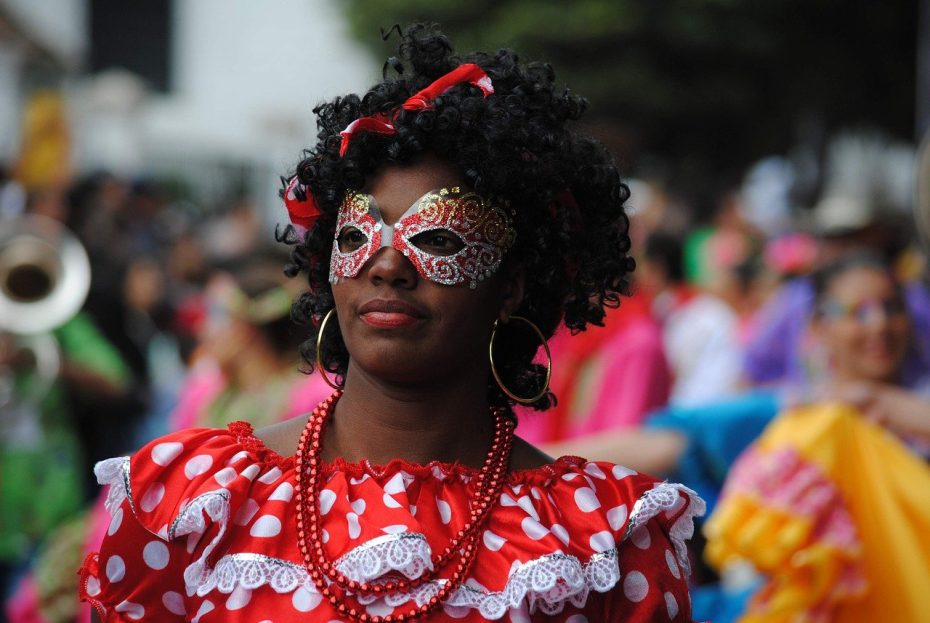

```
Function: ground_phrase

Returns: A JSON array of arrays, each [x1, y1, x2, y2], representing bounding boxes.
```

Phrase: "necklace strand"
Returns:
[[294, 391, 516, 622]]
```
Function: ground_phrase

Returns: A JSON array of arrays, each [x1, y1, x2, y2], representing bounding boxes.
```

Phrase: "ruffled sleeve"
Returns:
[[78, 427, 264, 621], [524, 463, 704, 623]]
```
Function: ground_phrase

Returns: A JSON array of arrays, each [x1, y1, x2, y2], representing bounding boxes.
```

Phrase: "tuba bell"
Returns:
[[0, 214, 91, 335]]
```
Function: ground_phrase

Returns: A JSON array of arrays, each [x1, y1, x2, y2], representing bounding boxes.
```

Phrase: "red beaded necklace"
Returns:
[[294, 391, 516, 622]]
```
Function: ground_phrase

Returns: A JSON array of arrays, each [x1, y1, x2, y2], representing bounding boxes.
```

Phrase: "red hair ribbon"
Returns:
[[283, 175, 321, 232], [338, 63, 493, 157]]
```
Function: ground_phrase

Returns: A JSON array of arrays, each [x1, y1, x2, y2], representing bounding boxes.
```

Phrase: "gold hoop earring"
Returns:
[[489, 315, 552, 405], [316, 308, 342, 390]]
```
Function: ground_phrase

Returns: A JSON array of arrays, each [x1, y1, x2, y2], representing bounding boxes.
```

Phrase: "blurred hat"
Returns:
[[810, 195, 873, 237]]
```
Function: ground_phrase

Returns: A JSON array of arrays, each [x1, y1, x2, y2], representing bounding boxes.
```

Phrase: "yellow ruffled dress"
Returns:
[[704, 403, 930, 622]]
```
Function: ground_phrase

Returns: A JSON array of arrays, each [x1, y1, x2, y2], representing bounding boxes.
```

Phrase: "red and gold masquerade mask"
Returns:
[[329, 187, 515, 288]]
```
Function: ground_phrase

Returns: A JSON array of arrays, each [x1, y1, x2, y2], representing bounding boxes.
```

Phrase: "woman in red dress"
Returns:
[[79, 24, 704, 622]]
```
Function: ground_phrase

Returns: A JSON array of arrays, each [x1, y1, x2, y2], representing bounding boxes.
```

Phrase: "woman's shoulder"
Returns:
[[94, 422, 296, 538]]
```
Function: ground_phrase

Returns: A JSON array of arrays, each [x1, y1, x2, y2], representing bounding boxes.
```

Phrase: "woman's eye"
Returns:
[[411, 230, 465, 256], [337, 227, 368, 252]]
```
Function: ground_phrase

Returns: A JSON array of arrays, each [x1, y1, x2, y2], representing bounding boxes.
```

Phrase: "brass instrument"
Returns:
[[0, 215, 90, 334], [0, 215, 91, 412]]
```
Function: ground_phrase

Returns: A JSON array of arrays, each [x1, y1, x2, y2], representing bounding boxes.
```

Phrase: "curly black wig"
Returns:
[[279, 23, 633, 412]]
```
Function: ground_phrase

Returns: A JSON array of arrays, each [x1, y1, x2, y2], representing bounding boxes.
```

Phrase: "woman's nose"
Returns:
[[365, 247, 417, 288]]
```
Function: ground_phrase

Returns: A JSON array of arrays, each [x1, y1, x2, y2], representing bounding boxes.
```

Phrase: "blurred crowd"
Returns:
[[2, 147, 929, 622], [0, 166, 332, 623]]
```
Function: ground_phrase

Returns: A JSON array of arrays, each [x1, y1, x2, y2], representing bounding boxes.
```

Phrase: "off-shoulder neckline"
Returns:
[[226, 420, 588, 484]]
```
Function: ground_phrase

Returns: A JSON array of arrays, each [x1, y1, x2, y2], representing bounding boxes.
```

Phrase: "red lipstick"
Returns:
[[358, 298, 427, 329]]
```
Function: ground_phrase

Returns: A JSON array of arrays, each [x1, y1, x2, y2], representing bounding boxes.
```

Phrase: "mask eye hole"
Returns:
[[410, 229, 466, 256], [337, 226, 368, 252]]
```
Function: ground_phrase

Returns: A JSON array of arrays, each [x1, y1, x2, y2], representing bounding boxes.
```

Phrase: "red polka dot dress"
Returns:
[[79, 421, 704, 621]]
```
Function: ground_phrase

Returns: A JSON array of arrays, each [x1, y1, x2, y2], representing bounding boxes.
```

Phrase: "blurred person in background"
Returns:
[[639, 231, 743, 407], [168, 252, 330, 432], [743, 195, 930, 392], [704, 251, 930, 622]]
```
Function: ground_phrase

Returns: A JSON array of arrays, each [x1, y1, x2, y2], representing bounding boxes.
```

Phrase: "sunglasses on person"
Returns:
[[818, 297, 907, 324]]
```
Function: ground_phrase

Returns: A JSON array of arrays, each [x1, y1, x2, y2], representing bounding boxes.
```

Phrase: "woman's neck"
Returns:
[[322, 361, 498, 468]]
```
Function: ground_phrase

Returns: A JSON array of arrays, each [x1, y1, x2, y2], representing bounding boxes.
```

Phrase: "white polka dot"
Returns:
[[322, 528, 330, 543], [584, 463, 607, 479], [143, 541, 170, 570], [499, 493, 518, 506], [623, 570, 649, 602], [382, 493, 402, 509], [530, 487, 542, 500], [631, 525, 652, 549], [665, 591, 679, 619], [213, 467, 238, 486], [551, 523, 570, 546], [151, 442, 183, 466], [566, 616, 589, 623], [612, 464, 637, 479], [105, 556, 126, 582], [521, 517, 550, 540], [250, 515, 282, 537], [561, 472, 580, 481], [515, 496, 540, 521], [240, 464, 261, 480], [162, 591, 185, 615], [436, 498, 452, 524], [292, 586, 323, 612], [607, 504, 628, 531], [258, 466, 282, 484], [347, 512, 361, 539], [114, 600, 144, 620], [157, 524, 168, 539], [483, 530, 506, 551], [384, 472, 406, 494], [108, 508, 124, 536], [511, 484, 524, 495], [350, 498, 367, 515], [233, 498, 260, 526], [226, 586, 252, 610], [318, 489, 337, 514], [382, 524, 408, 534], [665, 549, 681, 579], [191, 600, 214, 623], [589, 530, 614, 553], [350, 474, 370, 485], [139, 483, 166, 513], [85, 575, 101, 597], [184, 455, 213, 479], [226, 450, 249, 465], [574, 487, 601, 512], [409, 504, 417, 516], [269, 482, 294, 502]]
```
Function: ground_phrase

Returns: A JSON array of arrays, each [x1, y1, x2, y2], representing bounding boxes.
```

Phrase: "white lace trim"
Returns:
[[95, 456, 132, 516], [192, 548, 620, 619], [335, 532, 434, 581], [177, 490, 232, 593], [625, 482, 706, 577]]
